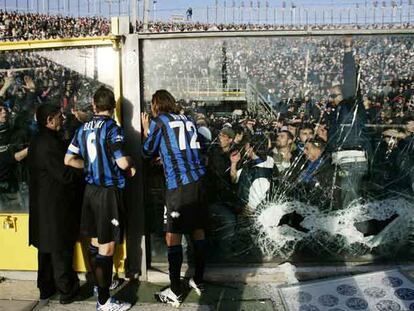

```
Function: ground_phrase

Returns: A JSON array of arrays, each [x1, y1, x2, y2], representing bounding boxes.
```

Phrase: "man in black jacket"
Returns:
[[28, 104, 83, 304], [296, 137, 340, 211], [326, 37, 371, 209]]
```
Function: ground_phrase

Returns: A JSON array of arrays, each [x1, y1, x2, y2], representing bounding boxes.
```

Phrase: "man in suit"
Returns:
[[28, 103, 83, 304]]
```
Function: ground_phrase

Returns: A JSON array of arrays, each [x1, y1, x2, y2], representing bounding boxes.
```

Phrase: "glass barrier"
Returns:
[[0, 46, 114, 213], [142, 34, 414, 263]]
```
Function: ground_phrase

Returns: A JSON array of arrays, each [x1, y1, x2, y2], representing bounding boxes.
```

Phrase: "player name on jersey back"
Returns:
[[83, 119, 105, 130]]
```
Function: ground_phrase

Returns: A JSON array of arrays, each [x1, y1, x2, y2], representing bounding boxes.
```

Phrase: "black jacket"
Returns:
[[327, 52, 371, 154], [291, 156, 341, 211], [28, 128, 82, 252]]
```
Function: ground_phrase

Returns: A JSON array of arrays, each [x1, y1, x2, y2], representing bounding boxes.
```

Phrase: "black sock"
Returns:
[[193, 239, 207, 285], [88, 244, 98, 285], [95, 254, 113, 305], [168, 245, 183, 296]]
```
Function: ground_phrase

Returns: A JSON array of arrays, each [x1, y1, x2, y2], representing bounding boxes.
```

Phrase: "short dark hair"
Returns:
[[93, 86, 115, 112], [151, 90, 178, 115], [299, 123, 315, 133], [249, 133, 268, 158], [36, 104, 61, 128], [232, 124, 244, 135], [279, 130, 294, 141]]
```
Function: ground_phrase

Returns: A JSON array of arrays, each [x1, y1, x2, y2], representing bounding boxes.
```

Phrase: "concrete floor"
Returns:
[[0, 277, 285, 311], [2, 264, 414, 311]]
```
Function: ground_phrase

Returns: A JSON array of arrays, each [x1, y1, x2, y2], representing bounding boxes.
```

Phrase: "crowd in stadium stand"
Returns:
[[0, 50, 103, 210], [137, 20, 413, 33], [0, 10, 110, 41], [141, 35, 414, 238], [0, 9, 412, 41], [176, 80, 414, 212], [144, 35, 414, 126]]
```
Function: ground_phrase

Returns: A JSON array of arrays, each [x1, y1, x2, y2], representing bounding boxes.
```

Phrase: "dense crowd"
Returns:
[[0, 9, 412, 42], [137, 20, 414, 33], [0, 10, 110, 41], [174, 78, 414, 260], [0, 50, 103, 212], [144, 35, 414, 126], [142, 38, 414, 260]]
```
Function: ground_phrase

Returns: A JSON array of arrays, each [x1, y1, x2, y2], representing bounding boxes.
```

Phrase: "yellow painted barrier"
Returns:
[[0, 36, 115, 51], [0, 214, 126, 273]]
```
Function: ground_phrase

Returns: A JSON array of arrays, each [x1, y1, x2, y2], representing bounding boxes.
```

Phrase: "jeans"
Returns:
[[338, 161, 368, 209]]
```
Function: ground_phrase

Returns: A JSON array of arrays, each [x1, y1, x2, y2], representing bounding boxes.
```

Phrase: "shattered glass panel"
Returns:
[[141, 34, 414, 263]]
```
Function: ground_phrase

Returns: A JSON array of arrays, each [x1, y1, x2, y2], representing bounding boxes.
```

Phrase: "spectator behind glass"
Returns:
[[271, 130, 294, 174], [230, 133, 274, 212], [295, 137, 340, 210], [296, 123, 315, 154], [0, 103, 28, 211], [370, 128, 410, 198]]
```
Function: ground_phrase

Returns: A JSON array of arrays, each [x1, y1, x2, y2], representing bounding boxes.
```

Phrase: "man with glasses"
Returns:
[[326, 36, 371, 210]]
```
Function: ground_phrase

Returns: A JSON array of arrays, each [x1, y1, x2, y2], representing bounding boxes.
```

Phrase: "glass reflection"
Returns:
[[0, 47, 113, 213], [142, 35, 414, 263]]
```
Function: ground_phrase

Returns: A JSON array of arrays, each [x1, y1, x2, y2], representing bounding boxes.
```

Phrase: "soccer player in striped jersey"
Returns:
[[65, 86, 135, 311], [142, 90, 207, 307]]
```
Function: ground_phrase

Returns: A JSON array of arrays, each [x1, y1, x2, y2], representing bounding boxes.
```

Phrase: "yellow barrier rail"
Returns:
[[0, 36, 116, 51]]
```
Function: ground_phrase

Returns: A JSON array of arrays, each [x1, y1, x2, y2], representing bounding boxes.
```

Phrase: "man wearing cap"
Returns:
[[206, 126, 239, 258], [230, 133, 274, 212], [227, 133, 274, 255], [207, 126, 236, 203]]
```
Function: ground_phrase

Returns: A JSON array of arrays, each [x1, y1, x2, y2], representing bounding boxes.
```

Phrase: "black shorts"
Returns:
[[164, 178, 208, 234], [80, 184, 124, 244]]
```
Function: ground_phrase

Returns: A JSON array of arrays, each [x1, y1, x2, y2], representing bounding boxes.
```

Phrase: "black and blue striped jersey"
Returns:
[[143, 113, 206, 190], [66, 115, 127, 188]]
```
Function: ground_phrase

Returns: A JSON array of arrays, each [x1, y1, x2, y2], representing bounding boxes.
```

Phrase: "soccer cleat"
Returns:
[[109, 278, 121, 290], [188, 278, 205, 296], [154, 287, 182, 308], [93, 285, 98, 297], [96, 297, 131, 311]]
